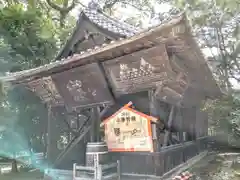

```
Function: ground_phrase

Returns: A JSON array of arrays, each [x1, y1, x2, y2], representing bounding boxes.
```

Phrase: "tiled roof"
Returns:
[[55, 7, 141, 60], [82, 8, 141, 37]]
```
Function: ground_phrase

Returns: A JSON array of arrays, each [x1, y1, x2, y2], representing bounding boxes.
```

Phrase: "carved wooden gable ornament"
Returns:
[[52, 63, 114, 110], [103, 45, 174, 96], [27, 76, 64, 106], [102, 102, 158, 152]]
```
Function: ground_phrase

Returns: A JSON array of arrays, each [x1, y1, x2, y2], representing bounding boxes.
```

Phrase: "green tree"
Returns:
[[0, 1, 68, 161], [204, 94, 240, 147], [0, 3, 58, 69], [169, 0, 240, 91]]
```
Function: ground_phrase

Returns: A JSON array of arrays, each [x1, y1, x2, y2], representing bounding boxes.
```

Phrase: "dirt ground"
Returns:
[[1, 153, 240, 180], [186, 152, 240, 180], [0, 171, 43, 180]]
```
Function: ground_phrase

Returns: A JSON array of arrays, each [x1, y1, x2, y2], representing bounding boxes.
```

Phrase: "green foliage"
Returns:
[[0, 4, 58, 69], [204, 94, 240, 146], [0, 1, 70, 157], [172, 0, 240, 89]]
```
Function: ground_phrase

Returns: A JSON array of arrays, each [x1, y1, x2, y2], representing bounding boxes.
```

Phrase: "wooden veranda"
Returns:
[[0, 10, 221, 180]]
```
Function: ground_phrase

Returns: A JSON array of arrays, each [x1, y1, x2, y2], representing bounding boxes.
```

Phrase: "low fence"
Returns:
[[110, 137, 208, 177], [17, 152, 45, 165], [43, 137, 208, 179], [73, 161, 120, 180], [44, 169, 73, 180], [45, 161, 120, 180]]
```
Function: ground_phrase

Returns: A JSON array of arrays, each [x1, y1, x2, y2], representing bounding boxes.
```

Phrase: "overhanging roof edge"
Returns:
[[0, 14, 186, 83]]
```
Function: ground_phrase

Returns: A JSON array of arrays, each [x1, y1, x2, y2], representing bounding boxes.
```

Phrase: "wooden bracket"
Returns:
[[154, 80, 168, 97]]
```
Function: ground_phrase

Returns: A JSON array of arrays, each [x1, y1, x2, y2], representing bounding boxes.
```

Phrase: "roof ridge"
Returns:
[[82, 7, 141, 34], [94, 8, 141, 32]]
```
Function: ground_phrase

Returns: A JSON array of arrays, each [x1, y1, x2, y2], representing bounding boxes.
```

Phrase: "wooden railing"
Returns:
[[44, 169, 73, 180], [18, 152, 45, 166], [110, 137, 208, 177], [73, 161, 120, 180]]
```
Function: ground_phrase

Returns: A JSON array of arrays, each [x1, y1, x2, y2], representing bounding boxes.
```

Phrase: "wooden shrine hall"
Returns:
[[0, 5, 221, 180]]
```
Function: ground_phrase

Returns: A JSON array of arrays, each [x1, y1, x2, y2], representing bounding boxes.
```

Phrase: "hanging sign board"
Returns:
[[102, 102, 157, 152]]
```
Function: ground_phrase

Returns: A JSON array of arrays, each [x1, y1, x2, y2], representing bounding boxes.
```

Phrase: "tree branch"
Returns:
[[45, 0, 76, 13], [46, 0, 63, 12]]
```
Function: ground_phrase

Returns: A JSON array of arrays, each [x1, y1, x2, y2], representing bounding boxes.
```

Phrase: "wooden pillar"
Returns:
[[90, 107, 101, 142], [94, 107, 101, 142], [163, 106, 175, 146], [195, 107, 204, 138], [203, 111, 208, 137], [182, 107, 197, 141], [46, 105, 59, 166], [148, 90, 159, 151], [191, 107, 197, 141], [175, 107, 184, 143]]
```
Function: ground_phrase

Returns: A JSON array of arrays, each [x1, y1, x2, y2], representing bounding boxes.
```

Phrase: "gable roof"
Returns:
[[100, 102, 158, 127], [0, 14, 222, 99], [56, 7, 141, 60]]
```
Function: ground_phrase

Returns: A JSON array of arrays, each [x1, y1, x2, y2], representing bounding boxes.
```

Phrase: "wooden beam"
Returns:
[[163, 106, 175, 146], [155, 85, 183, 106], [100, 105, 110, 118]]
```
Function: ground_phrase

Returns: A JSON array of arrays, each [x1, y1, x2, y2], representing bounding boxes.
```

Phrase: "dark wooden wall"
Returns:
[[46, 107, 89, 169], [45, 87, 209, 169]]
